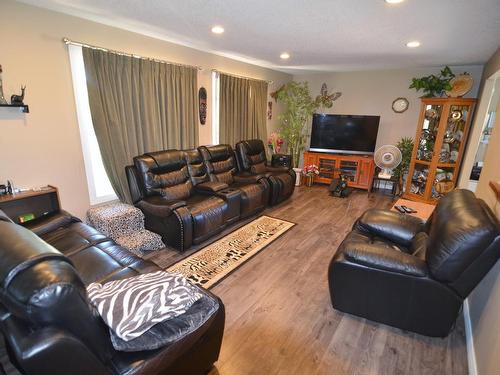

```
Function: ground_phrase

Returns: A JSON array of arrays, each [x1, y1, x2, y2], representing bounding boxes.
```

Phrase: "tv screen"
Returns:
[[309, 114, 380, 154]]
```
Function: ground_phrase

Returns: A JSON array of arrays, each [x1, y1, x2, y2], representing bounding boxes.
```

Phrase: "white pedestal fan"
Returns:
[[374, 145, 402, 179]]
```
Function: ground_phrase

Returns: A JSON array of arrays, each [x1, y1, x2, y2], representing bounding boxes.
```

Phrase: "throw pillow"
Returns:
[[87, 271, 202, 342]]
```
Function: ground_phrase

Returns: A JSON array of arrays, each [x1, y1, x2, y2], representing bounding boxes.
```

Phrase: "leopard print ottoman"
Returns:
[[86, 203, 164, 252]]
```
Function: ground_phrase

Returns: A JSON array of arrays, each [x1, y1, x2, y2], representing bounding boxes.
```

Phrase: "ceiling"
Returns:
[[20, 0, 500, 73]]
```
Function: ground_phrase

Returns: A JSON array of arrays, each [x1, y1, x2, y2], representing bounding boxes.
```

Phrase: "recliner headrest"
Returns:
[[200, 144, 234, 162], [134, 150, 185, 175], [242, 139, 265, 155]]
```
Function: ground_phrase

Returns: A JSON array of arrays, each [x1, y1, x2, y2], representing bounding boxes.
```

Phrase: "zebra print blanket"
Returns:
[[87, 271, 202, 341]]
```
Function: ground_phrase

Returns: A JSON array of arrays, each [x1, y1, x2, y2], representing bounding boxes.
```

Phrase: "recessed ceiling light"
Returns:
[[211, 25, 224, 34], [385, 0, 405, 4], [406, 41, 421, 48], [280, 52, 290, 60]]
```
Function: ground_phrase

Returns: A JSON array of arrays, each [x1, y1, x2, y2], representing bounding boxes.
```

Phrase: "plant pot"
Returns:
[[293, 168, 302, 186]]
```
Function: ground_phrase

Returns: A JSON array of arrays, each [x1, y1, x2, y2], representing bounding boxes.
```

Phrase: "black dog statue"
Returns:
[[11, 85, 26, 105]]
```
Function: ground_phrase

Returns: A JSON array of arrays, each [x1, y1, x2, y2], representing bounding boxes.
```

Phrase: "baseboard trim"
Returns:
[[463, 299, 478, 375]]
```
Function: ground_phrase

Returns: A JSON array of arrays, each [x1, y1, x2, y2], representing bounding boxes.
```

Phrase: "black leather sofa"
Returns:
[[127, 143, 292, 251], [0, 209, 225, 375], [235, 139, 296, 205], [329, 189, 500, 337]]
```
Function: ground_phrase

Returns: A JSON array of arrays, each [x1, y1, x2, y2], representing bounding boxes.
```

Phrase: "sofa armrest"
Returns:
[[355, 209, 425, 248], [23, 210, 80, 236], [340, 241, 428, 277], [195, 181, 229, 193], [234, 173, 269, 183], [136, 196, 186, 217]]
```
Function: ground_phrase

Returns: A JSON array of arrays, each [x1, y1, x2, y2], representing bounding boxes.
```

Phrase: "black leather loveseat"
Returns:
[[0, 209, 225, 375], [329, 189, 500, 337]]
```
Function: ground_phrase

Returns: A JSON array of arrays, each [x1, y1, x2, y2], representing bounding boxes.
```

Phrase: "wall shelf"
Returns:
[[0, 104, 29, 113]]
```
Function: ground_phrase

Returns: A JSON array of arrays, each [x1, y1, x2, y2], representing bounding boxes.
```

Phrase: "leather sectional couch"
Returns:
[[126, 140, 295, 251], [0, 209, 225, 375], [329, 189, 500, 337]]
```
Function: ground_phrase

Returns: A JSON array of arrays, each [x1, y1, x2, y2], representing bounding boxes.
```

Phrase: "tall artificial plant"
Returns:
[[393, 137, 414, 181], [276, 82, 319, 168]]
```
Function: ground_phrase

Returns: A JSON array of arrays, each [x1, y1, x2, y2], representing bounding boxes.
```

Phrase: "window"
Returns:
[[211, 70, 220, 145], [68, 45, 117, 205]]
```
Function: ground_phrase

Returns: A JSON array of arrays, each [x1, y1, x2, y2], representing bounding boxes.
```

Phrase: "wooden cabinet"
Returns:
[[404, 98, 476, 204], [0, 186, 60, 224], [303, 151, 375, 190]]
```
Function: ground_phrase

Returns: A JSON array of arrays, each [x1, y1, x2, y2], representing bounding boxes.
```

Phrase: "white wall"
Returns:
[[293, 66, 483, 151], [466, 48, 500, 375], [0, 0, 291, 219]]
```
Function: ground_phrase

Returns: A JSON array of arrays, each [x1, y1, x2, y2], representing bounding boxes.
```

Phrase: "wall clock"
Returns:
[[392, 97, 409, 113]]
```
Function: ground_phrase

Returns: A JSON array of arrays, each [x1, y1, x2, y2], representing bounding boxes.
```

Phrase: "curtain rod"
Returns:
[[62, 37, 202, 71], [212, 69, 273, 84]]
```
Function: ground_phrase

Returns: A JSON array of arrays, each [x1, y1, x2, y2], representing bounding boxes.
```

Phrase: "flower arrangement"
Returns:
[[303, 164, 320, 176], [267, 131, 284, 154]]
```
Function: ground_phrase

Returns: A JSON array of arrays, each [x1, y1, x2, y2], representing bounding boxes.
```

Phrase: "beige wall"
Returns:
[[467, 48, 500, 375], [0, 0, 291, 219], [293, 66, 483, 152]]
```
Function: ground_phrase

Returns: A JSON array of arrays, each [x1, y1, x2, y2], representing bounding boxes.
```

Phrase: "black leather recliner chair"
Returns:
[[0, 209, 225, 375], [329, 189, 500, 337], [127, 150, 233, 251], [199, 144, 270, 218], [235, 139, 296, 205]]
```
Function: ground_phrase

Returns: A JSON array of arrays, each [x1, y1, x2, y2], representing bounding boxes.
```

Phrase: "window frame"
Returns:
[[67, 44, 118, 205]]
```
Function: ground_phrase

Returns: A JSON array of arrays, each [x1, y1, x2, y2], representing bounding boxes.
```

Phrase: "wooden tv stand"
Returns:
[[303, 151, 375, 190]]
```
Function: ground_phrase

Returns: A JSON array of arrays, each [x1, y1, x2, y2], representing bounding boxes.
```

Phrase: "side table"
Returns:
[[391, 198, 435, 222]]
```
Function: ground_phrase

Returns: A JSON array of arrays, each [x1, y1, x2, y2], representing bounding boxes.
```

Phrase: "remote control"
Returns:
[[402, 205, 417, 214], [394, 205, 406, 213]]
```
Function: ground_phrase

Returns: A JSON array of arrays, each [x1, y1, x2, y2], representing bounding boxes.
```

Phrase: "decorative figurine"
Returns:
[[315, 83, 342, 113], [0, 65, 8, 104], [11, 85, 26, 105]]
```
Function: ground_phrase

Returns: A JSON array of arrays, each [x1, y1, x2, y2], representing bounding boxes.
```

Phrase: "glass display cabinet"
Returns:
[[405, 98, 476, 204]]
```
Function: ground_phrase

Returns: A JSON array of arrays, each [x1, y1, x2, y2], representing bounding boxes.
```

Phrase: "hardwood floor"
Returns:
[[0, 186, 468, 375], [207, 185, 468, 375]]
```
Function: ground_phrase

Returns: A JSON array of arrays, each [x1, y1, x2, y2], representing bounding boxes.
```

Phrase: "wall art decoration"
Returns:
[[199, 87, 207, 125]]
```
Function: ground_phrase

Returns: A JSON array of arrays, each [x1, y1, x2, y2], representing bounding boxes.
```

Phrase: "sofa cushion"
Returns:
[[186, 195, 227, 241], [41, 222, 158, 285]]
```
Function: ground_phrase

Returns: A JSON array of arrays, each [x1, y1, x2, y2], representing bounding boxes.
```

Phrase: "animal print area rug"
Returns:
[[166, 216, 295, 289]]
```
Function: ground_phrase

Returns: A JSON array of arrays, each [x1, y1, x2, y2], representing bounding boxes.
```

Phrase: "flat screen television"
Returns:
[[309, 114, 380, 155]]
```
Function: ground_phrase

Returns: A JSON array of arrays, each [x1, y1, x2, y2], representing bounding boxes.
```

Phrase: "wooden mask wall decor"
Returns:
[[199, 87, 207, 125]]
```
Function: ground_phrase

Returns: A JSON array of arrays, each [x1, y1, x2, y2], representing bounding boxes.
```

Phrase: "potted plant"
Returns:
[[393, 137, 414, 193], [303, 164, 319, 187], [409, 66, 455, 97], [276, 82, 320, 184]]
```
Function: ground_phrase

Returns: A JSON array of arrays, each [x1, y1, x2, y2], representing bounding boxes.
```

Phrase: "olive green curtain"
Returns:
[[219, 73, 268, 146], [83, 47, 198, 202]]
